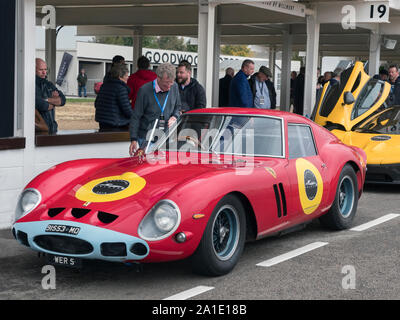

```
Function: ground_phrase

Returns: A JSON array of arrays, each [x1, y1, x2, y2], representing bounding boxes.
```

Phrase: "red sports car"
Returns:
[[12, 108, 367, 276]]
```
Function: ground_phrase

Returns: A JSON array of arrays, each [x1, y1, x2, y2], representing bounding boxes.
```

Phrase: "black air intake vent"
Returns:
[[34, 235, 93, 254], [17, 231, 30, 247], [71, 208, 91, 219], [48, 208, 65, 218], [98, 211, 118, 224]]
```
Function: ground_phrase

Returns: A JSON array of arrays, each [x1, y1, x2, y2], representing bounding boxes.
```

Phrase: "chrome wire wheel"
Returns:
[[211, 205, 240, 261], [338, 175, 355, 218]]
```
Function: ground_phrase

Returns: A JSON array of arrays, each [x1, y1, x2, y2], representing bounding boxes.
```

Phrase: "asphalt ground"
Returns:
[[1, 183, 399, 301]]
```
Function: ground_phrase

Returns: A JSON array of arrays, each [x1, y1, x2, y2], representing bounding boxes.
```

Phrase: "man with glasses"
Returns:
[[129, 62, 182, 156]]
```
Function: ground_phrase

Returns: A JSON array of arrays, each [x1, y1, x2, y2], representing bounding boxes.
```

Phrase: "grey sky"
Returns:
[[36, 26, 92, 49]]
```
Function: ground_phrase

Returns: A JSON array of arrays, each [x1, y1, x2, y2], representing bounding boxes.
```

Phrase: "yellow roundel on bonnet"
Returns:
[[75, 172, 146, 202], [296, 158, 323, 215]]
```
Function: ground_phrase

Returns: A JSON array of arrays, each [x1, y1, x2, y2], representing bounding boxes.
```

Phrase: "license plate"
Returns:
[[47, 254, 82, 268], [45, 224, 81, 235]]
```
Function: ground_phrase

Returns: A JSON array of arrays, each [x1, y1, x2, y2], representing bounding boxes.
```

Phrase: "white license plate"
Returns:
[[45, 224, 81, 235], [47, 254, 82, 268]]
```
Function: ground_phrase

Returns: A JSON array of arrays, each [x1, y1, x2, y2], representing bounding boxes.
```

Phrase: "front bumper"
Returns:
[[12, 220, 150, 262], [366, 164, 400, 184]]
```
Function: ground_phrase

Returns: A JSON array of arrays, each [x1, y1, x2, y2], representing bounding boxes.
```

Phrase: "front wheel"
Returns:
[[320, 164, 358, 230], [191, 195, 246, 276]]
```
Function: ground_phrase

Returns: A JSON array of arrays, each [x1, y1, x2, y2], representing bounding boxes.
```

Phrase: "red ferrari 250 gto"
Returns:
[[13, 108, 367, 276]]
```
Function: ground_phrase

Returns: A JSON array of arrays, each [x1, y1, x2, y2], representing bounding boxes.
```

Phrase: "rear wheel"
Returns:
[[320, 164, 358, 230], [191, 195, 246, 276]]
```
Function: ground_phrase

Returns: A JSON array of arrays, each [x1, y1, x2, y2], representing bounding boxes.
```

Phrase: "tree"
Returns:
[[220, 45, 254, 57], [93, 36, 197, 52]]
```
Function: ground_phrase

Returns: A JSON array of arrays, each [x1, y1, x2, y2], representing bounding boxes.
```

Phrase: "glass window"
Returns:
[[319, 82, 341, 117], [351, 79, 385, 120], [155, 114, 284, 157], [288, 124, 317, 159], [354, 106, 400, 135]]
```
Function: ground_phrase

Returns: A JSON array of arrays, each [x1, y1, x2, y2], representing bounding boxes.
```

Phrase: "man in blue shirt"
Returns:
[[249, 66, 277, 109], [229, 59, 255, 108]]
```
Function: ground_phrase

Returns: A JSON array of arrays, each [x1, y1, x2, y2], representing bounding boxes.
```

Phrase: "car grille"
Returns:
[[34, 235, 94, 254]]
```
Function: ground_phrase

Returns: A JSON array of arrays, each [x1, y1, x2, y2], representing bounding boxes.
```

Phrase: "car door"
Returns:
[[313, 61, 389, 131], [285, 123, 329, 225]]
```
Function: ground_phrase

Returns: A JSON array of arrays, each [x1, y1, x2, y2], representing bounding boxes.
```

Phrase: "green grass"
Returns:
[[66, 97, 96, 103]]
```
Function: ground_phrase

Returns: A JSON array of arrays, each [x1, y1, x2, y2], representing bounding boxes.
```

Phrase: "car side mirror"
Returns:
[[343, 91, 355, 105]]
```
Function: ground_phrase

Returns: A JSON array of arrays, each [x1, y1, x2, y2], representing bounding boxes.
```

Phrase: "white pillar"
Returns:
[[132, 28, 143, 73], [280, 31, 292, 112], [197, 0, 216, 107], [269, 46, 276, 81], [304, 9, 320, 116], [17, 0, 36, 183], [45, 28, 57, 84], [369, 30, 381, 76], [212, 20, 221, 107]]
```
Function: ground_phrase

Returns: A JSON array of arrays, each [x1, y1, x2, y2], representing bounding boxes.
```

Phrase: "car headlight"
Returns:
[[15, 188, 41, 222], [138, 200, 181, 241]]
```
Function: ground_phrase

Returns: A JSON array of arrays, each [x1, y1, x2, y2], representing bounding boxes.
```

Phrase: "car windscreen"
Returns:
[[351, 79, 386, 120], [353, 107, 400, 134], [154, 114, 284, 157]]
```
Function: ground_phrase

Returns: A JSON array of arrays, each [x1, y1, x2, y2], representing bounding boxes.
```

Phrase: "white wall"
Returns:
[[0, 141, 130, 229], [0, 150, 25, 228]]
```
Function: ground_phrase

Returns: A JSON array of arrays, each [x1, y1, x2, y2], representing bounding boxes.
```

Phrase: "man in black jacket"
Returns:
[[248, 66, 277, 109], [219, 67, 234, 107], [176, 60, 206, 112], [35, 58, 66, 134], [388, 64, 400, 106], [95, 64, 133, 132], [294, 66, 305, 115]]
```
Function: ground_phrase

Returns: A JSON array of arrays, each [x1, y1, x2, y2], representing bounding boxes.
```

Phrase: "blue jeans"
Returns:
[[78, 85, 87, 97]]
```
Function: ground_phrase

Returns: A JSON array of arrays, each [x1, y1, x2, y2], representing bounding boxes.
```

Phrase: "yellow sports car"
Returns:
[[313, 61, 400, 184]]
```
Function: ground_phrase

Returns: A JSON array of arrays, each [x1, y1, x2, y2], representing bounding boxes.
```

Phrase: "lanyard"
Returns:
[[153, 80, 170, 115], [257, 80, 264, 95]]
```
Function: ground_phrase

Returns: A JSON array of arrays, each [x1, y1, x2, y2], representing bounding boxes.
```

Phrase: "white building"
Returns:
[[36, 41, 301, 105]]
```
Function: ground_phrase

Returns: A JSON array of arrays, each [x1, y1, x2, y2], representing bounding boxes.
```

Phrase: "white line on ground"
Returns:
[[350, 213, 400, 232], [256, 242, 329, 267], [163, 286, 215, 300]]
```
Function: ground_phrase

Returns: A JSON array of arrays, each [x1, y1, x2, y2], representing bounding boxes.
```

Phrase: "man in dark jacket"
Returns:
[[248, 66, 276, 109], [388, 64, 400, 106], [95, 64, 133, 132], [77, 68, 88, 97], [219, 67, 234, 107], [35, 58, 66, 134], [176, 60, 206, 112], [129, 63, 181, 156], [293, 66, 305, 115], [229, 59, 255, 108]]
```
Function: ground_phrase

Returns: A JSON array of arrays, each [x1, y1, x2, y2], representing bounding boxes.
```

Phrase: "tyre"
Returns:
[[191, 195, 247, 276], [320, 164, 358, 230]]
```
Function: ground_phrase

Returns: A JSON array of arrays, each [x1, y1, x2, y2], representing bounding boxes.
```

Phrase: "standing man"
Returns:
[[176, 60, 206, 112], [35, 58, 66, 134], [95, 64, 132, 132], [127, 56, 157, 109], [229, 59, 255, 108], [388, 64, 400, 106], [293, 66, 305, 115], [219, 67, 234, 107], [77, 68, 88, 97], [249, 66, 276, 109], [129, 63, 182, 156]]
